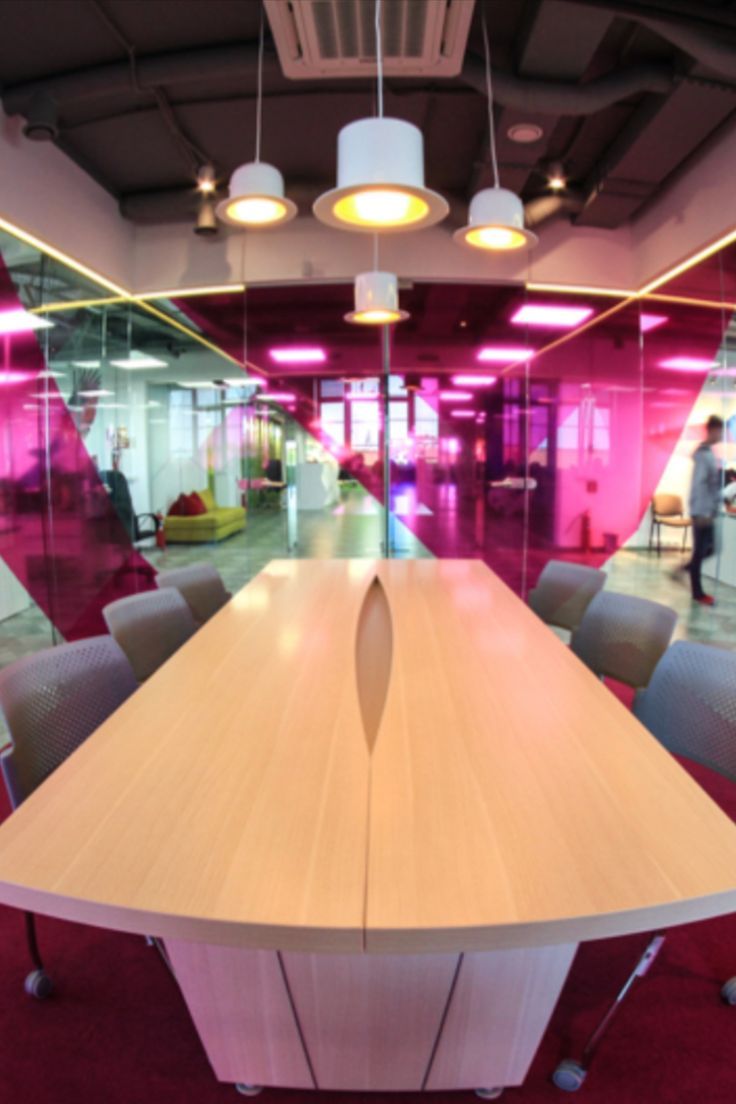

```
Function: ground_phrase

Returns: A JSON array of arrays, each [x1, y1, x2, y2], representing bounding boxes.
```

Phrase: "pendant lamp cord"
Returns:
[[255, 2, 265, 162], [375, 0, 384, 118], [481, 11, 500, 189], [373, 233, 379, 271]]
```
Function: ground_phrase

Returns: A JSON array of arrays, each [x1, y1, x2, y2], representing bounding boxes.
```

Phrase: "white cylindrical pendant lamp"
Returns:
[[454, 187, 537, 251], [344, 271, 409, 325], [216, 162, 297, 228], [314, 118, 448, 233]]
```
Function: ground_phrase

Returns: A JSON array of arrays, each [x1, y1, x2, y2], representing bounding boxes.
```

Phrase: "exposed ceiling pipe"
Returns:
[[1, 45, 261, 115], [462, 56, 674, 116], [3, 41, 676, 121]]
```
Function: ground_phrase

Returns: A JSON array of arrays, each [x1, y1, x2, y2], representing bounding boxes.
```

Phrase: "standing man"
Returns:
[[686, 414, 723, 606]]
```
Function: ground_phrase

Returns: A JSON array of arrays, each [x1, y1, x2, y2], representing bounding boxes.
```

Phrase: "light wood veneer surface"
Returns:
[[0, 558, 734, 953]]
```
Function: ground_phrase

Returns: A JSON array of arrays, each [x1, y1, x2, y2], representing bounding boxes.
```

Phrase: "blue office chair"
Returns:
[[0, 637, 138, 998], [553, 639, 736, 1091]]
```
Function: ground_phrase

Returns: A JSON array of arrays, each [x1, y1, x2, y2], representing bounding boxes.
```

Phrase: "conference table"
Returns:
[[0, 559, 736, 1096]]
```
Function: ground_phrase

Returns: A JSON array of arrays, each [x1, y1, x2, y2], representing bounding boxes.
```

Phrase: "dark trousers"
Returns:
[[687, 520, 715, 599]]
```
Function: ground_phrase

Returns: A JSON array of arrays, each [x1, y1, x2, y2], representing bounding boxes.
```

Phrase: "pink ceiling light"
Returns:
[[439, 390, 473, 402], [475, 346, 533, 363], [659, 356, 717, 372], [451, 409, 477, 418], [0, 369, 33, 385], [452, 374, 498, 387], [511, 303, 594, 328], [640, 313, 668, 333], [269, 347, 327, 365], [260, 391, 297, 402]]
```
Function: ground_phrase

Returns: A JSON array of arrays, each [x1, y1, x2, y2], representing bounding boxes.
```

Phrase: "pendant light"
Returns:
[[454, 15, 537, 252], [217, 5, 296, 228], [314, 0, 447, 233], [345, 238, 409, 326]]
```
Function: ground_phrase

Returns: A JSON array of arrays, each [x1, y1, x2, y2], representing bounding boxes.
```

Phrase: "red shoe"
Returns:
[[695, 595, 716, 606]]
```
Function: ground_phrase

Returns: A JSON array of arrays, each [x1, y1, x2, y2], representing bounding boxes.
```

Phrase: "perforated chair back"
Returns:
[[156, 562, 231, 625], [528, 561, 606, 633], [652, 493, 685, 519], [571, 591, 677, 689], [635, 641, 736, 784], [103, 588, 197, 682], [0, 636, 138, 809]]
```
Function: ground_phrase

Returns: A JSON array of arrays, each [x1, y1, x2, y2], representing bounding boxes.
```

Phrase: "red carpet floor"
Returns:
[[1, 758, 735, 1104]]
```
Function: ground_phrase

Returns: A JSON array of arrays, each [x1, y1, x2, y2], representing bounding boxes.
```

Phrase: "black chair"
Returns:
[[100, 469, 161, 546]]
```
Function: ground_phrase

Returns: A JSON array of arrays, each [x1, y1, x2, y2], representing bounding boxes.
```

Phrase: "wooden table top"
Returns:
[[0, 558, 735, 954]]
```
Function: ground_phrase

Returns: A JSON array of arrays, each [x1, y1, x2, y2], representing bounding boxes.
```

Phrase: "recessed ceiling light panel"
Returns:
[[508, 123, 543, 144]]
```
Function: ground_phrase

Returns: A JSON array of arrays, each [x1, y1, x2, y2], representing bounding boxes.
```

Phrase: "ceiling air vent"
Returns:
[[264, 0, 475, 80]]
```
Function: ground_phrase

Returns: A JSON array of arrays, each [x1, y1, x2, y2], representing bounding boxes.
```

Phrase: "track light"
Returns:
[[546, 161, 567, 192], [23, 90, 59, 142], [197, 164, 216, 194], [194, 197, 218, 237]]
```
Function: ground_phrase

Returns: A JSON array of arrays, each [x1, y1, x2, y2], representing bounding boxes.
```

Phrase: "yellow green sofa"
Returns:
[[163, 488, 246, 544]]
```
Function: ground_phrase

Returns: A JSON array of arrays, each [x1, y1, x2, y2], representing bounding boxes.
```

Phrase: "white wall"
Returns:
[[632, 113, 736, 290], [0, 108, 133, 293], [131, 212, 636, 294]]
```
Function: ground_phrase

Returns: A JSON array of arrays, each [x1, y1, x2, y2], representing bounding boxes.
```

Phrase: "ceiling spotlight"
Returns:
[[194, 197, 218, 237], [546, 161, 567, 192], [344, 271, 409, 326], [455, 16, 536, 252], [216, 7, 296, 228], [313, 0, 447, 233], [22, 90, 59, 142], [508, 123, 543, 144], [196, 164, 216, 194]]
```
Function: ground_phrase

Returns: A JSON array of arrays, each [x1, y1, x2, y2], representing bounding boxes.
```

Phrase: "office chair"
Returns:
[[649, 493, 691, 555], [571, 591, 677, 690], [102, 588, 197, 682], [553, 639, 736, 1090], [156, 562, 231, 625], [0, 637, 138, 998], [100, 469, 161, 547], [528, 561, 606, 635]]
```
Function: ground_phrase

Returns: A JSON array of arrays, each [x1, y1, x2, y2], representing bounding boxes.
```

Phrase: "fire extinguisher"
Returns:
[[155, 513, 166, 551], [581, 509, 591, 554]]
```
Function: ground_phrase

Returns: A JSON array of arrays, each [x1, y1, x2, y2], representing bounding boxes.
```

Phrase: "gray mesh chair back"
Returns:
[[156, 562, 231, 625], [571, 591, 677, 689], [528, 561, 606, 633], [634, 641, 736, 783], [103, 588, 197, 682], [0, 636, 138, 809]]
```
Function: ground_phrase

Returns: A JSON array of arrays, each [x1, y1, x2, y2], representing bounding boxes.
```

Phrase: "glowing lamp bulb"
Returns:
[[223, 196, 289, 226], [333, 188, 428, 228]]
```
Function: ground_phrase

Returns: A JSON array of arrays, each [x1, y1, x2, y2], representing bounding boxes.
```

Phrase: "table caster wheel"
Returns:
[[24, 969, 53, 1000], [235, 1086, 262, 1097], [552, 1059, 587, 1091], [475, 1089, 503, 1100], [721, 977, 736, 1005]]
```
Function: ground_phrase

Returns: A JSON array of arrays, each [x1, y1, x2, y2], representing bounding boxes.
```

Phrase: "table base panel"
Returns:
[[165, 941, 577, 1091]]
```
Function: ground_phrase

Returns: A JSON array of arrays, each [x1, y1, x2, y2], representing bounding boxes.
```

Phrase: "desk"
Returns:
[[0, 560, 735, 1093]]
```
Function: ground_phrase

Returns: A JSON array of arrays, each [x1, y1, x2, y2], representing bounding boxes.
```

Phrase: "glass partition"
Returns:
[[2, 218, 736, 671]]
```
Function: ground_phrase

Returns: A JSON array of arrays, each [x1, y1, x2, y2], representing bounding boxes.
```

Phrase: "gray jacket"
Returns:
[[689, 443, 720, 519]]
